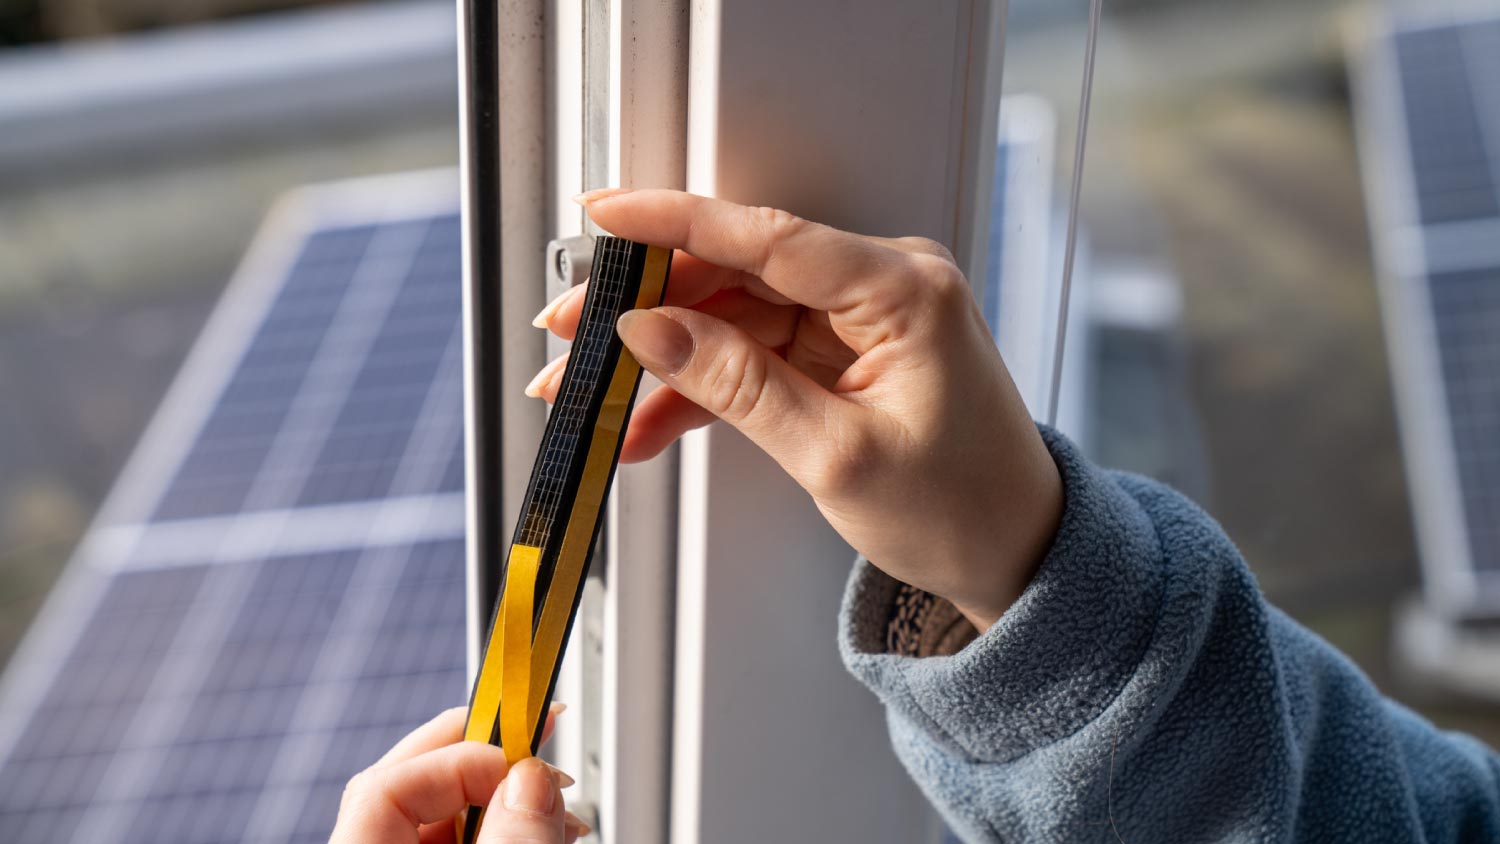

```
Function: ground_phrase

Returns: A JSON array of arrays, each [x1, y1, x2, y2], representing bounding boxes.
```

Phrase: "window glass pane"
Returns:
[[993, 0, 1500, 745]]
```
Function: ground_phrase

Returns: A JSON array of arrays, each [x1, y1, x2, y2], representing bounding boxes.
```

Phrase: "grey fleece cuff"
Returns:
[[838, 426, 1167, 764]]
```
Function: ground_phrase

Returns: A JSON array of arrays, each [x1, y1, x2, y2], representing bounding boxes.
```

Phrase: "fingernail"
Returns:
[[503, 758, 557, 814], [532, 285, 582, 328], [572, 187, 633, 205], [544, 762, 576, 788], [565, 811, 593, 837], [525, 355, 567, 398], [549, 701, 568, 715], [616, 310, 693, 375]]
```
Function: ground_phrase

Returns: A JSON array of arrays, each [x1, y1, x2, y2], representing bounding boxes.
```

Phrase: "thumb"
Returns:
[[616, 307, 832, 478], [478, 757, 565, 843]]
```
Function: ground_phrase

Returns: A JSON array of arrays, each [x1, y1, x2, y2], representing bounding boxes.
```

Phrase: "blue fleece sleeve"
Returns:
[[838, 427, 1500, 843]]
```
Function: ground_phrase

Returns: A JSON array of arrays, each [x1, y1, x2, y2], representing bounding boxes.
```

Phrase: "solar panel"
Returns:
[[0, 170, 469, 843], [1351, 9, 1500, 614]]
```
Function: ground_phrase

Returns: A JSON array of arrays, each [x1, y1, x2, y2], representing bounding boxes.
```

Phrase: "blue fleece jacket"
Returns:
[[838, 428, 1500, 842]]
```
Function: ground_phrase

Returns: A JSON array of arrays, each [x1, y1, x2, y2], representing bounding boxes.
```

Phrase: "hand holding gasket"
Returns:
[[533, 189, 1063, 634]]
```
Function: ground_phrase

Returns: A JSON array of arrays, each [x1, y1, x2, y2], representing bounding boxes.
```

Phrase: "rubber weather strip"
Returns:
[[458, 237, 671, 843]]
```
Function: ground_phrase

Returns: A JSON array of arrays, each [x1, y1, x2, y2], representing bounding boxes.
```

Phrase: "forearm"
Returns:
[[840, 428, 1500, 842]]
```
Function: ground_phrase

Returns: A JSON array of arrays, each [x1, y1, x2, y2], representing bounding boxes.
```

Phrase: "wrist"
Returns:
[[948, 431, 1064, 632]]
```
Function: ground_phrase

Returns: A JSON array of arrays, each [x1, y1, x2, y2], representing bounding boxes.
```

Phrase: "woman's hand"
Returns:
[[329, 705, 589, 843], [530, 189, 1063, 631]]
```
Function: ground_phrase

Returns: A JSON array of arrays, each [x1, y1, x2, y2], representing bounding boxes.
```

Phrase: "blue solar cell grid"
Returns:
[[1395, 25, 1500, 224], [1427, 269, 1500, 573], [154, 217, 464, 521], [154, 227, 378, 521]]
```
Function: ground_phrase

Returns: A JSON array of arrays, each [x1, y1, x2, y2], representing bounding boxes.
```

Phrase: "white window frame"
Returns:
[[461, 3, 1010, 840]]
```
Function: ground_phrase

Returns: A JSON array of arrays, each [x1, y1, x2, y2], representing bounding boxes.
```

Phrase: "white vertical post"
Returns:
[[602, 3, 689, 843], [544, 2, 688, 841], [459, 0, 550, 675], [493, 0, 551, 561], [674, 2, 1007, 842]]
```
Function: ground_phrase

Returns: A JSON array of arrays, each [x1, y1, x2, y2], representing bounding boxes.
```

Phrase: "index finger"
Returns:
[[579, 189, 894, 315], [376, 703, 566, 769], [332, 742, 509, 844], [374, 707, 467, 768]]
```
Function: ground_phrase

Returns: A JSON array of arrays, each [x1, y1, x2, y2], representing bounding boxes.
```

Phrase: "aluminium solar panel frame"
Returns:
[[1347, 5, 1500, 618], [0, 168, 462, 787]]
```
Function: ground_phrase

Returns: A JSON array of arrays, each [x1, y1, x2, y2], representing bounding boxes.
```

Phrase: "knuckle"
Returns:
[[702, 344, 768, 424], [751, 206, 808, 271], [899, 236, 956, 263], [911, 252, 966, 290], [341, 768, 378, 808], [911, 253, 973, 310]]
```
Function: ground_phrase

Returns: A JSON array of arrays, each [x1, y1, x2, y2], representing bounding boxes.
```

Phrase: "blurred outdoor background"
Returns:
[[0, 0, 1496, 761]]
